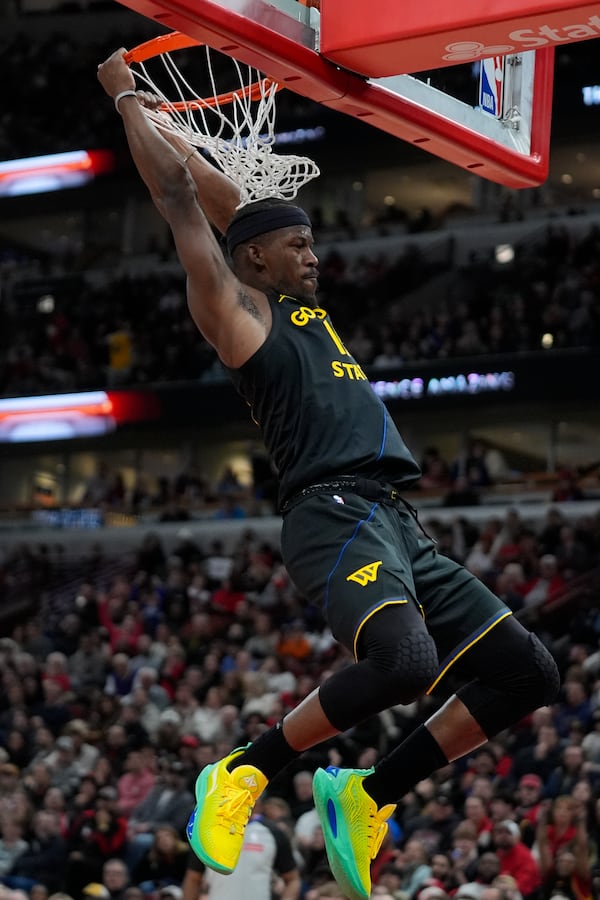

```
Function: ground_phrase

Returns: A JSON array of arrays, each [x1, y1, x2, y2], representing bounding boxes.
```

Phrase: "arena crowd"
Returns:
[[1, 499, 600, 900]]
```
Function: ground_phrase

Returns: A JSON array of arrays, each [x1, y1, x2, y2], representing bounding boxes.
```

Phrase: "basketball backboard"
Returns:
[[111, 0, 582, 188]]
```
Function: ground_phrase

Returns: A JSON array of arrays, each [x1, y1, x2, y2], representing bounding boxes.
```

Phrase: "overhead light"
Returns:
[[495, 243, 514, 264], [541, 333, 554, 349], [561, 173, 573, 184]]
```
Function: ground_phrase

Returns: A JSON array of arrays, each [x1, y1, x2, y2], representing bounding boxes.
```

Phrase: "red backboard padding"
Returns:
[[320, 0, 600, 75], [113, 0, 555, 187]]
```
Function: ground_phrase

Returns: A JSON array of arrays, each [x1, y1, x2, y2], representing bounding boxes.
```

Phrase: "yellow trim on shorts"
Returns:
[[352, 598, 408, 661], [425, 610, 513, 695]]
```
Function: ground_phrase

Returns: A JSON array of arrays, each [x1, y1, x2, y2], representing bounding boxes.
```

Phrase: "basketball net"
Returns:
[[126, 36, 320, 207]]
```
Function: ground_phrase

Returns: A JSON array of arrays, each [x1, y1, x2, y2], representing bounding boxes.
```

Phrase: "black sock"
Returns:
[[363, 724, 449, 807], [228, 722, 300, 780]]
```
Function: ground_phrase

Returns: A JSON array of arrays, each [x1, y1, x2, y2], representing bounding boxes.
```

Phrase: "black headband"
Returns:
[[225, 205, 312, 256]]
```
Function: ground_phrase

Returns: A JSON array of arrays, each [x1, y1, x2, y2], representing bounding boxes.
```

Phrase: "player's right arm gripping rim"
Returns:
[[96, 48, 271, 369]]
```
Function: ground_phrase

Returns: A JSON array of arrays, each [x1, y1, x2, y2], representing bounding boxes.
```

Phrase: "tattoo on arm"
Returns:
[[238, 287, 265, 323]]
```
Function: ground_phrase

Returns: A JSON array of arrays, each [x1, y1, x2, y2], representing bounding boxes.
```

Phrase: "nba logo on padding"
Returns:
[[479, 56, 505, 118]]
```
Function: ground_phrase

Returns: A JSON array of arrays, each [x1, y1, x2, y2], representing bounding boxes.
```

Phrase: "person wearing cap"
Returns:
[[97, 48, 560, 900], [514, 775, 544, 847], [491, 821, 541, 900]]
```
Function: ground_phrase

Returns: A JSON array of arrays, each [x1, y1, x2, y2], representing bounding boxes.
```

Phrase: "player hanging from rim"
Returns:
[[97, 47, 560, 900]]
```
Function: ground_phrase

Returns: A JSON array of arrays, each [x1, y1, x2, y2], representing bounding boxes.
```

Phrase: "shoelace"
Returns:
[[367, 805, 396, 860], [215, 782, 255, 835]]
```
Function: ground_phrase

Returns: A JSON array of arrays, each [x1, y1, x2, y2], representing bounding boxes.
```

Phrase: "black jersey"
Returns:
[[227, 292, 421, 506]]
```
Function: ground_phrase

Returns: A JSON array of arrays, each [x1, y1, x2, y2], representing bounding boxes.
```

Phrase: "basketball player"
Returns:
[[97, 47, 560, 900]]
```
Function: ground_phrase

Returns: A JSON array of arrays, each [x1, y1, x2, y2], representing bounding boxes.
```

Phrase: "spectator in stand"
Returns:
[[545, 745, 592, 800], [276, 620, 313, 665], [289, 770, 316, 821], [581, 710, 600, 768], [42, 787, 69, 838], [451, 440, 493, 490], [513, 775, 544, 848], [536, 799, 591, 900], [116, 750, 156, 819], [489, 792, 517, 830], [61, 721, 100, 779], [397, 838, 432, 899], [131, 824, 189, 891], [36, 679, 72, 737], [510, 719, 563, 785], [553, 682, 593, 739], [404, 795, 462, 855], [454, 852, 502, 900], [64, 786, 128, 895], [374, 863, 406, 900], [45, 737, 82, 798], [3, 810, 67, 893], [534, 797, 580, 862], [69, 775, 100, 828], [551, 469, 584, 503], [41, 653, 72, 696], [464, 529, 499, 582], [428, 853, 460, 896], [101, 858, 132, 900], [0, 820, 28, 877], [450, 821, 481, 886], [463, 796, 494, 851], [104, 655, 136, 699], [517, 556, 567, 625], [491, 821, 541, 900], [126, 759, 194, 869]]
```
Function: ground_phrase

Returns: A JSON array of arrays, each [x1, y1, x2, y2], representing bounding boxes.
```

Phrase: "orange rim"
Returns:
[[124, 32, 202, 64], [124, 31, 281, 108]]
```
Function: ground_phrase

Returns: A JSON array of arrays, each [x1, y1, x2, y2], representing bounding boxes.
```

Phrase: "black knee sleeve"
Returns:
[[457, 620, 560, 737], [319, 608, 439, 732]]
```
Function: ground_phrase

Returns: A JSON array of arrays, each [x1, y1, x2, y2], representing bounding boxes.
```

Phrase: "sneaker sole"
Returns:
[[313, 769, 370, 900]]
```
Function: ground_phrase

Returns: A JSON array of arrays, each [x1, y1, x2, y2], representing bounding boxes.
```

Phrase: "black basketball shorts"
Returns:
[[281, 489, 511, 693]]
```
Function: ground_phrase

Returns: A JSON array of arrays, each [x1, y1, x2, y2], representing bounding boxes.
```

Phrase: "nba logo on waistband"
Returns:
[[479, 56, 505, 118]]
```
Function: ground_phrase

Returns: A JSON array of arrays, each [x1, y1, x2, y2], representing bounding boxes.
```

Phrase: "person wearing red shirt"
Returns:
[[492, 820, 541, 900]]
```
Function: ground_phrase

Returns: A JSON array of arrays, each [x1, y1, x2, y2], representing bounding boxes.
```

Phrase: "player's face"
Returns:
[[263, 226, 319, 303]]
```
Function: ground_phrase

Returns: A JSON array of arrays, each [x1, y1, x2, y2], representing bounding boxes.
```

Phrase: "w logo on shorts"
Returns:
[[346, 560, 382, 586]]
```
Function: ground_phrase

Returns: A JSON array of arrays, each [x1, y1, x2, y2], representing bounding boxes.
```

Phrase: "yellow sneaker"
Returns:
[[186, 746, 268, 874], [313, 766, 396, 900]]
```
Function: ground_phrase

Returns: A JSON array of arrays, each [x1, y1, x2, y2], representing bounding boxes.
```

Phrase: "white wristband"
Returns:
[[114, 90, 137, 113]]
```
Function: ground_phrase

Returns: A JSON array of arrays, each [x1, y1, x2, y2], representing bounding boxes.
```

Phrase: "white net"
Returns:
[[128, 41, 320, 207]]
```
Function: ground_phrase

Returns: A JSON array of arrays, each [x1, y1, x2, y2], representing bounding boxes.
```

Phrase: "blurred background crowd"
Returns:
[[2, 9, 600, 900], [1, 497, 600, 900]]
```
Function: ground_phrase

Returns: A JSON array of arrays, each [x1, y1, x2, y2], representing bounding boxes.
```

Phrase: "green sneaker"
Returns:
[[186, 746, 268, 874], [313, 766, 396, 900]]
